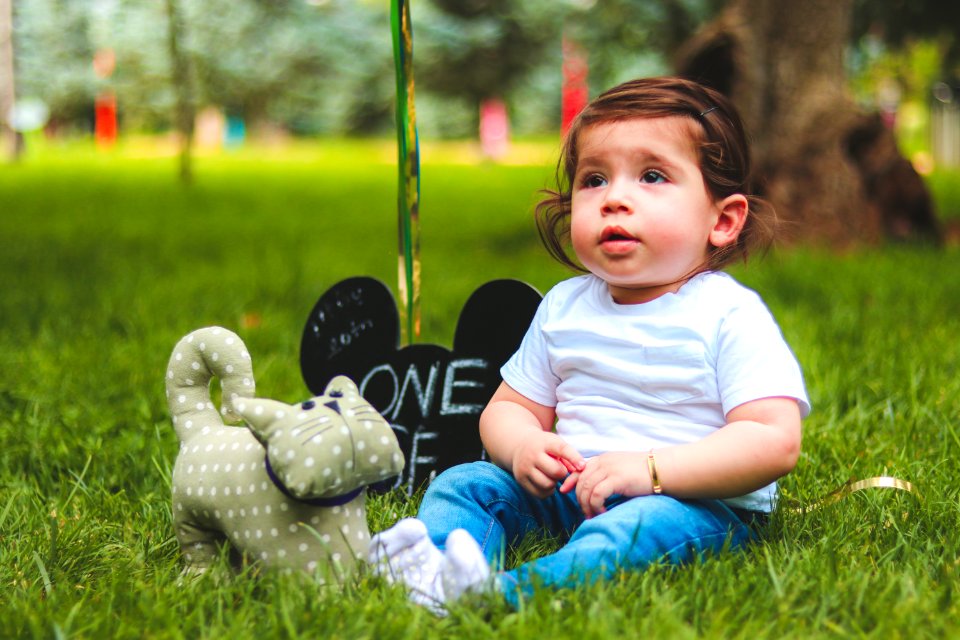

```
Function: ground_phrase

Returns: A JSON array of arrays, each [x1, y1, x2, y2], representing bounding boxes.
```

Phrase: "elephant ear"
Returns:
[[300, 277, 400, 395], [235, 398, 293, 448], [322, 375, 360, 398]]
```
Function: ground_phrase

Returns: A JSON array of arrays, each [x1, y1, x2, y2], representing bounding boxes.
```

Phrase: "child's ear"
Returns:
[[709, 194, 748, 248]]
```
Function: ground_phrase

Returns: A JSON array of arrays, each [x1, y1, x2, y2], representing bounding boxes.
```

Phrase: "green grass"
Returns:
[[2, 139, 960, 637]]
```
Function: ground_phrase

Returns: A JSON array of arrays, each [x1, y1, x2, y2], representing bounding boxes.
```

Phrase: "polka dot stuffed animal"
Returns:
[[166, 326, 404, 580]]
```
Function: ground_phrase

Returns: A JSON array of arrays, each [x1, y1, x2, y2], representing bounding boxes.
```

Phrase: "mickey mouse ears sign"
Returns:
[[301, 277, 542, 492]]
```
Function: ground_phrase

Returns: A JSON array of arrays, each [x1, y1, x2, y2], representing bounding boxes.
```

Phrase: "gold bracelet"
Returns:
[[647, 450, 662, 495]]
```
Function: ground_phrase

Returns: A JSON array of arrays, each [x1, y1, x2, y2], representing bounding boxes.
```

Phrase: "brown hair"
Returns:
[[536, 76, 777, 273]]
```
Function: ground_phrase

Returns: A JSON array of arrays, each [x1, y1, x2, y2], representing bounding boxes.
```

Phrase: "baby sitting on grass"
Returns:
[[369, 76, 809, 612]]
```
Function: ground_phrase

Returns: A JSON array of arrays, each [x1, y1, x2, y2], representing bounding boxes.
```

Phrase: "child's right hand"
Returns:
[[511, 431, 585, 498]]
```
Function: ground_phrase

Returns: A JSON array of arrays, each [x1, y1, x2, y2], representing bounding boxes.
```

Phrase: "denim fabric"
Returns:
[[417, 461, 757, 607]]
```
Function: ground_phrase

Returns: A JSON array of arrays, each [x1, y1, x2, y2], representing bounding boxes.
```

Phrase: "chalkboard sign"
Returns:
[[300, 277, 542, 493]]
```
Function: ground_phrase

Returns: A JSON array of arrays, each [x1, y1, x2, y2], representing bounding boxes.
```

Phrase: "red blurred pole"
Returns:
[[561, 35, 588, 137], [94, 92, 117, 147], [93, 49, 117, 147]]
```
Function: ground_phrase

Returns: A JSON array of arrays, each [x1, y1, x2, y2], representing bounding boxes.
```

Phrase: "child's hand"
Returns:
[[563, 452, 648, 518], [511, 432, 584, 499]]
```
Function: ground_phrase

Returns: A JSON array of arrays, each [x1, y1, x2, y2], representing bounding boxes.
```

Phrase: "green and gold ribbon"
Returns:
[[391, 0, 421, 345]]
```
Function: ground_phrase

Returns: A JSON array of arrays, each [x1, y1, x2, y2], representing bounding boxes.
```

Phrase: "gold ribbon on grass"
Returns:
[[786, 476, 918, 514]]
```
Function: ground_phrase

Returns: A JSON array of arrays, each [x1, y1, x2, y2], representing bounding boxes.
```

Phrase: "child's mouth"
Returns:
[[601, 226, 635, 241], [600, 226, 638, 251]]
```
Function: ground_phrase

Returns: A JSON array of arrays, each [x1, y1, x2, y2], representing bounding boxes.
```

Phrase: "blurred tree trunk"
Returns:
[[0, 0, 18, 162], [675, 0, 941, 245], [165, 0, 194, 183]]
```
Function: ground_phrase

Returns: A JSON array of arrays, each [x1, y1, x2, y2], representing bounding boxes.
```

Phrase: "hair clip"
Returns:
[[698, 106, 719, 117]]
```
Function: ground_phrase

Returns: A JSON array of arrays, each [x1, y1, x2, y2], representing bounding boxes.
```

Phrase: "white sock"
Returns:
[[441, 529, 492, 603], [368, 518, 445, 609]]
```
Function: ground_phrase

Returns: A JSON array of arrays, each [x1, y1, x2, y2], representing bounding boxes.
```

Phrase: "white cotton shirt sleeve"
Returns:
[[499, 288, 562, 408], [715, 293, 811, 419]]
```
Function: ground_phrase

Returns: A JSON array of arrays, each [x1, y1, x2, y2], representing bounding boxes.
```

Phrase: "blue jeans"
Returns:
[[417, 461, 759, 607]]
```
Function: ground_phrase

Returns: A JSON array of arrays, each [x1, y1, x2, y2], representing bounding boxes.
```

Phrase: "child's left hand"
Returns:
[[560, 452, 649, 518]]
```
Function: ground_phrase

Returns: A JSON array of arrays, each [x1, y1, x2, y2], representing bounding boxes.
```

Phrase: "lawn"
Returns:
[[2, 138, 959, 638]]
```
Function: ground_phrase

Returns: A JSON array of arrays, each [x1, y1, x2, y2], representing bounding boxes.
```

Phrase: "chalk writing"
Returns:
[[441, 358, 486, 415], [324, 318, 375, 360]]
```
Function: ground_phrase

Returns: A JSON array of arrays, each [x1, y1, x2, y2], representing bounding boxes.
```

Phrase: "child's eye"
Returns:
[[580, 174, 607, 189], [640, 170, 667, 184]]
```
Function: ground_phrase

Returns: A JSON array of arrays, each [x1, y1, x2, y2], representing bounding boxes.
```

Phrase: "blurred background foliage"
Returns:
[[8, 0, 957, 141]]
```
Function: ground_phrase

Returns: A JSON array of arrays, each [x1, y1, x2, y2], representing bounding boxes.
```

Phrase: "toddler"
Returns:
[[370, 76, 810, 612]]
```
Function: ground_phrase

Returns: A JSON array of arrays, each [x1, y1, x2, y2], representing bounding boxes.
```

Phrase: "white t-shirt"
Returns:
[[500, 272, 810, 512]]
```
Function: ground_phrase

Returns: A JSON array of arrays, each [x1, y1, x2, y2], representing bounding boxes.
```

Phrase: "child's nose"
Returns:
[[601, 181, 633, 215]]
